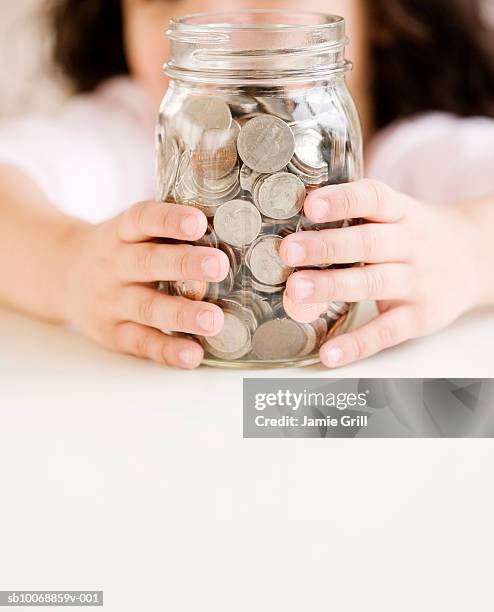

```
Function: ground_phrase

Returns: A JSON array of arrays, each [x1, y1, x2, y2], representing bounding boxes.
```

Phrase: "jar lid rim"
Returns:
[[169, 9, 345, 33]]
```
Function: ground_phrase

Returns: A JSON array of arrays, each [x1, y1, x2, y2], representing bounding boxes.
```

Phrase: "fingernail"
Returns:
[[311, 198, 329, 221], [294, 277, 315, 300], [201, 256, 220, 279], [285, 241, 306, 265], [178, 349, 199, 367], [197, 309, 216, 332], [324, 346, 343, 367], [180, 215, 198, 238]]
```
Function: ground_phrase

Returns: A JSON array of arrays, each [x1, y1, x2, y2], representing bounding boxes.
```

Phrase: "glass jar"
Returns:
[[156, 10, 363, 368]]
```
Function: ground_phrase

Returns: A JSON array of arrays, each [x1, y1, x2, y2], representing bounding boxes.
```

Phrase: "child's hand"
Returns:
[[280, 179, 480, 368], [65, 201, 229, 369]]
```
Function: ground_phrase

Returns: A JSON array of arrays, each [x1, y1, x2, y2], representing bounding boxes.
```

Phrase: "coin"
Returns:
[[237, 114, 295, 174], [252, 318, 307, 360], [191, 128, 238, 180], [256, 172, 305, 219], [282, 290, 329, 324], [326, 301, 350, 320], [292, 127, 328, 173], [239, 164, 262, 192], [297, 322, 318, 356], [200, 311, 251, 360], [250, 278, 285, 294], [170, 279, 211, 302], [181, 96, 232, 130], [217, 241, 241, 275], [213, 199, 262, 247], [255, 97, 294, 122], [222, 94, 259, 116], [246, 235, 293, 286], [219, 298, 259, 334]]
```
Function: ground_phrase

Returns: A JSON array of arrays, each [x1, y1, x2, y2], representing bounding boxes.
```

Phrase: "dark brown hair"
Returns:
[[49, 0, 494, 129]]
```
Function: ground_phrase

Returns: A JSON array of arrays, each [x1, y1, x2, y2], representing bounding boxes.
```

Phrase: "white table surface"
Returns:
[[1, 302, 493, 611]]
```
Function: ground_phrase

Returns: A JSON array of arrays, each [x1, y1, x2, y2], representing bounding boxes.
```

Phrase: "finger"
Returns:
[[280, 223, 408, 266], [117, 201, 208, 242], [285, 264, 412, 303], [320, 306, 417, 368], [304, 179, 407, 224], [117, 242, 230, 282], [118, 285, 224, 336], [115, 321, 204, 369]]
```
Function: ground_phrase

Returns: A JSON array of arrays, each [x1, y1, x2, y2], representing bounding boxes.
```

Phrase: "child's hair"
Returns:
[[49, 0, 494, 129]]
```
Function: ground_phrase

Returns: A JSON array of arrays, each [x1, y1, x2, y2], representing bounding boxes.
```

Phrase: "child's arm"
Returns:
[[0, 163, 229, 369], [280, 179, 494, 368]]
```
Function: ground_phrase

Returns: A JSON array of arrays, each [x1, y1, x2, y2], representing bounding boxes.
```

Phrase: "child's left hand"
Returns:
[[280, 179, 480, 368]]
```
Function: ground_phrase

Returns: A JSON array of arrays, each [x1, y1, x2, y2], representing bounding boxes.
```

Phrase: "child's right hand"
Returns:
[[65, 201, 229, 369]]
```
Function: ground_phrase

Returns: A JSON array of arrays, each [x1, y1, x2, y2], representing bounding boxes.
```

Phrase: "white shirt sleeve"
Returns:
[[0, 77, 157, 223], [366, 112, 494, 205]]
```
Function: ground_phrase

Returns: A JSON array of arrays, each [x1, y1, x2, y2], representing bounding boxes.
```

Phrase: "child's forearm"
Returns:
[[0, 164, 88, 324], [457, 196, 494, 309]]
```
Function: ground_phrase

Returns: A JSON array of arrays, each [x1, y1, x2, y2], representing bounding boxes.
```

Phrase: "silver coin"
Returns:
[[292, 127, 328, 173], [217, 241, 241, 275], [239, 164, 262, 192], [200, 311, 251, 360], [231, 119, 241, 142], [181, 96, 232, 130], [196, 223, 219, 247], [250, 278, 284, 294], [216, 267, 235, 298], [237, 114, 295, 174], [246, 235, 293, 286], [219, 298, 259, 334], [287, 162, 328, 186], [256, 172, 305, 220], [252, 318, 307, 360], [157, 280, 170, 293], [326, 301, 350, 320], [222, 94, 259, 116], [297, 322, 318, 357], [229, 290, 274, 323], [213, 199, 262, 247], [256, 97, 294, 122]]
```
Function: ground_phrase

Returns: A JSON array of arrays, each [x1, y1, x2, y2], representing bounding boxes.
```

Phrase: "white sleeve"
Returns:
[[366, 112, 494, 205], [0, 78, 157, 223]]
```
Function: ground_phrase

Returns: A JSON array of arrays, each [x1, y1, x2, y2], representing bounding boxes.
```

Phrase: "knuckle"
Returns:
[[338, 186, 359, 219], [173, 248, 191, 279], [136, 245, 155, 276], [373, 324, 395, 349], [360, 227, 379, 260], [156, 204, 173, 234], [364, 179, 390, 213], [169, 303, 186, 331], [363, 268, 385, 297], [159, 339, 177, 366], [138, 294, 160, 326], [135, 331, 153, 358], [323, 271, 338, 297], [130, 202, 148, 233], [348, 332, 368, 360], [319, 234, 337, 263]]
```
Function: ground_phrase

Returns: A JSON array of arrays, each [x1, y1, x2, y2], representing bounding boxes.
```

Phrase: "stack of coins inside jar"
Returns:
[[157, 90, 361, 367]]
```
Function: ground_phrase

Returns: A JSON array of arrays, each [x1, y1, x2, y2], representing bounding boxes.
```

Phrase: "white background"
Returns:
[[0, 1, 493, 610]]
